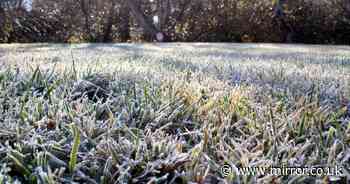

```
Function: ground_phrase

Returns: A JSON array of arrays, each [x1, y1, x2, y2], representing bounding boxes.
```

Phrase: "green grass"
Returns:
[[0, 43, 349, 183]]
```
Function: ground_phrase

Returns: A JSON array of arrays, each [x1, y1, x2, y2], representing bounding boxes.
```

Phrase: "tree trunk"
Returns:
[[0, 5, 5, 41], [102, 1, 117, 42], [119, 1, 131, 42], [80, 0, 91, 41], [126, 0, 164, 41], [273, 0, 295, 43]]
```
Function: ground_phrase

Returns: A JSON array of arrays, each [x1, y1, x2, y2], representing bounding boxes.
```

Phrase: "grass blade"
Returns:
[[69, 124, 80, 173]]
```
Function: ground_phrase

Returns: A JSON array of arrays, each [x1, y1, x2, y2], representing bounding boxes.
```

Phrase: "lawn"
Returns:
[[0, 43, 349, 183]]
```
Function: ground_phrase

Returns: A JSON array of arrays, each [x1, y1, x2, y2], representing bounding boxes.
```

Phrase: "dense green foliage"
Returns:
[[0, 0, 350, 44]]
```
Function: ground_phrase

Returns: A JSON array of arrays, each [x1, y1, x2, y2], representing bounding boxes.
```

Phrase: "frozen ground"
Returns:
[[0, 43, 349, 183]]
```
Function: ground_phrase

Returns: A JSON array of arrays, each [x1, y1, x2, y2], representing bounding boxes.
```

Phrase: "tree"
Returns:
[[117, 0, 131, 42], [79, 0, 92, 40], [1, 0, 350, 43], [125, 0, 164, 41], [273, 0, 295, 42], [101, 0, 116, 42]]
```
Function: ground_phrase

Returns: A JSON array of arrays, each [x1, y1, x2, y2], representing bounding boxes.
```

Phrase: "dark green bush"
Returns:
[[1, 0, 350, 44]]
